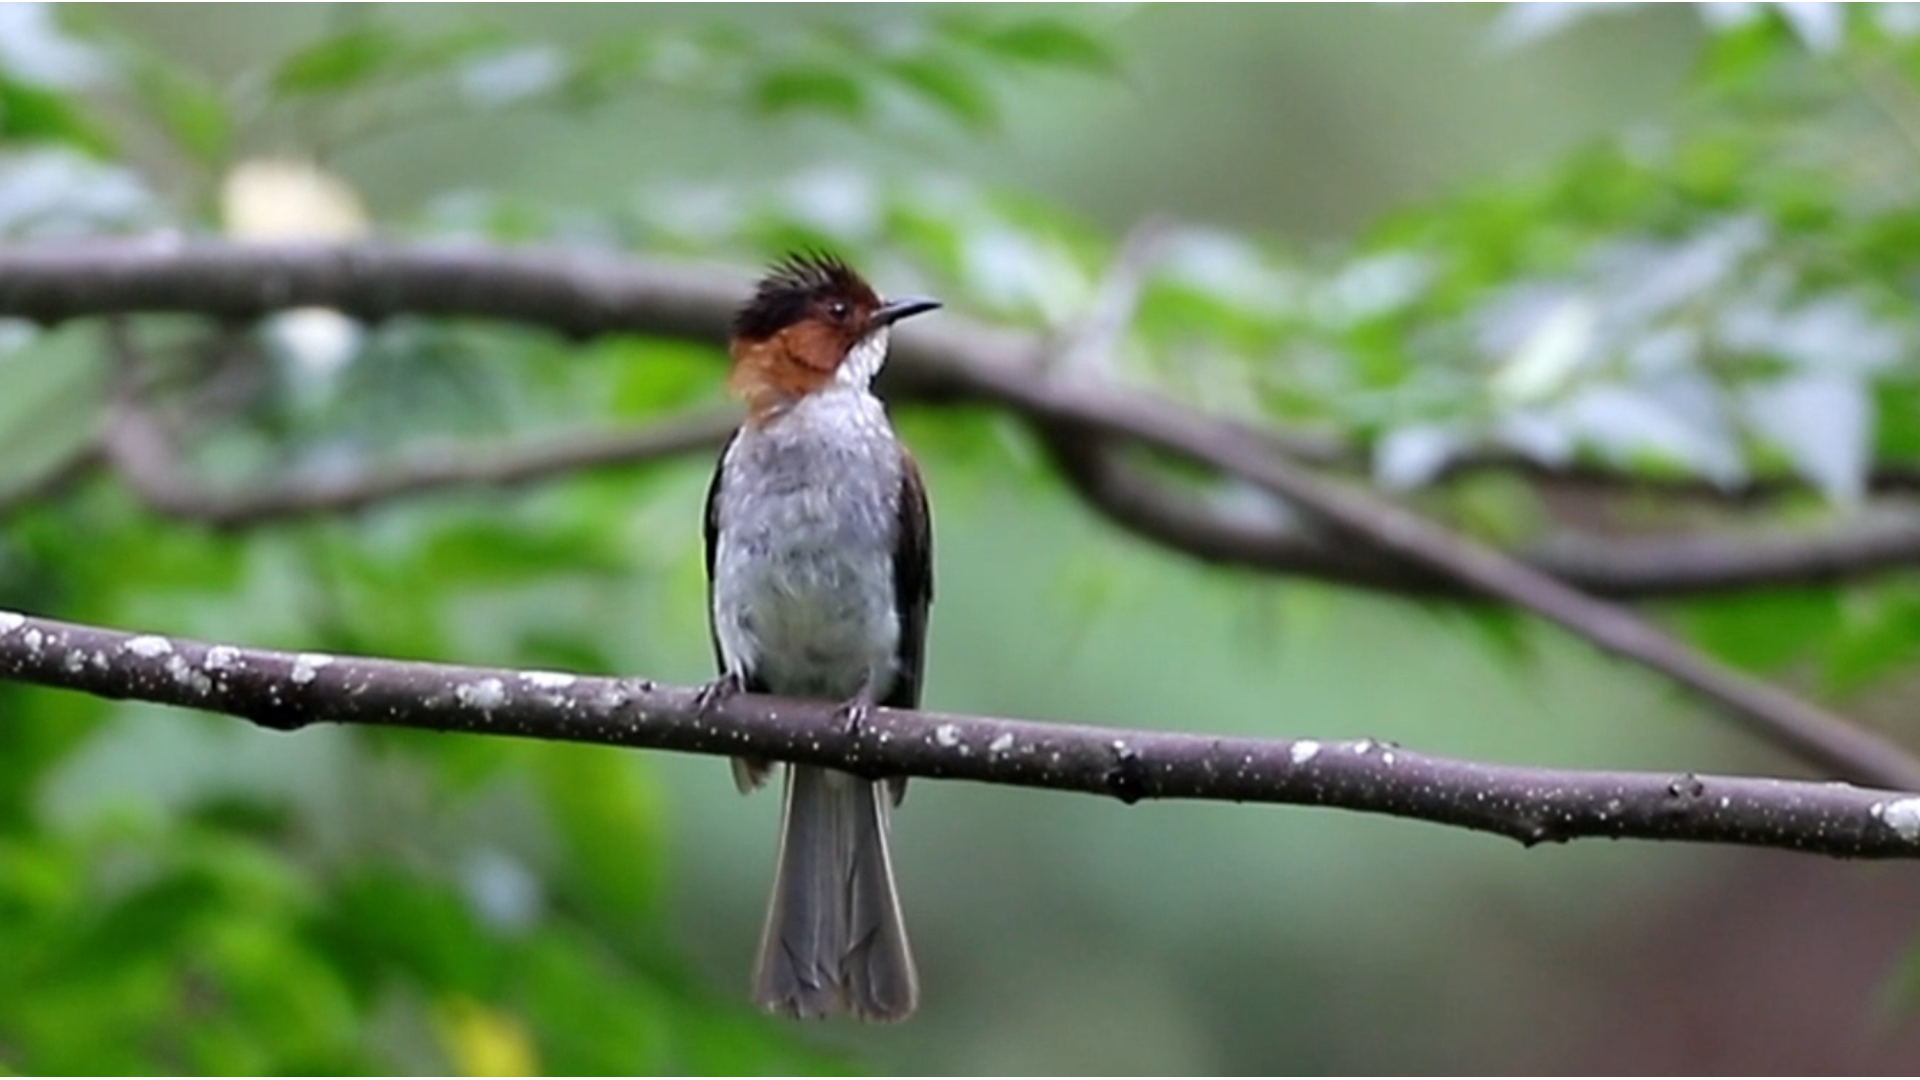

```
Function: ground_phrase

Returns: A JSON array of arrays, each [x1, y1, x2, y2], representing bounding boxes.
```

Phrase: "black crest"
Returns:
[[732, 252, 876, 341]]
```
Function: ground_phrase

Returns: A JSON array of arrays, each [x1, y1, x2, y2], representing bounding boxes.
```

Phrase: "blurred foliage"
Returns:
[[1, 1, 1919, 1073]]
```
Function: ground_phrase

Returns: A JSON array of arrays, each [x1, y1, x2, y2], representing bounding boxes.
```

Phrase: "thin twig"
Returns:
[[1050, 217, 1172, 377], [99, 315, 738, 527]]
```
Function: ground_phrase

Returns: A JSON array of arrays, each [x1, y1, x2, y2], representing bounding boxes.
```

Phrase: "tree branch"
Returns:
[[0, 240, 741, 340], [1050, 445, 1920, 598], [0, 605, 1916, 859], [0, 240, 1908, 597], [104, 383, 736, 528], [1, 241, 1916, 789]]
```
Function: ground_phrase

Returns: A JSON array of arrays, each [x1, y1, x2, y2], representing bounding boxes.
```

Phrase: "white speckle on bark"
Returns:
[[1381, 751, 1396, 766], [290, 653, 333, 684], [204, 645, 241, 671], [64, 651, 83, 673], [1290, 740, 1321, 765], [458, 678, 508, 710], [1349, 738, 1375, 755], [0, 612, 22, 633], [934, 724, 960, 747], [988, 733, 1015, 754], [522, 671, 576, 690], [22, 628, 40, 653], [166, 654, 211, 695], [125, 635, 173, 658], [1873, 797, 1920, 841]]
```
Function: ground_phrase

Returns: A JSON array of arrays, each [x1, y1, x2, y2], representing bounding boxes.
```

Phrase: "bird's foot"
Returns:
[[695, 671, 743, 715], [832, 685, 878, 738]]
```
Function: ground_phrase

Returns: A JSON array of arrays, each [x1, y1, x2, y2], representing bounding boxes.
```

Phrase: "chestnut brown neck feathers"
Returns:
[[728, 253, 884, 416], [726, 253, 942, 422]]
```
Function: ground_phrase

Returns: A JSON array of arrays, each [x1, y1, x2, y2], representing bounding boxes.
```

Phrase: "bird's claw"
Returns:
[[696, 671, 743, 715], [832, 690, 876, 737]]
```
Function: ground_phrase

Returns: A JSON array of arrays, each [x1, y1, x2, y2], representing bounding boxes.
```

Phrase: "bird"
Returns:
[[701, 252, 940, 1022]]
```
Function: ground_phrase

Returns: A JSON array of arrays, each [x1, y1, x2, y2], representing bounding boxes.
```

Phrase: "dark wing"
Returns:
[[710, 432, 778, 793], [703, 431, 741, 679], [884, 451, 934, 711]]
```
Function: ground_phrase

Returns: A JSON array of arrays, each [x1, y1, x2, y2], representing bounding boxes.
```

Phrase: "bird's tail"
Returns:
[[752, 764, 918, 1021]]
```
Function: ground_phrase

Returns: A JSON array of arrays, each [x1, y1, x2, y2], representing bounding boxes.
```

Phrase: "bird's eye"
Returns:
[[826, 299, 851, 321]]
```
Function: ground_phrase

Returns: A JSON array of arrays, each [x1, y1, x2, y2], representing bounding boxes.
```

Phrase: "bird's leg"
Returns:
[[704, 671, 773, 792], [695, 669, 744, 715], [832, 677, 881, 738], [837, 674, 908, 802]]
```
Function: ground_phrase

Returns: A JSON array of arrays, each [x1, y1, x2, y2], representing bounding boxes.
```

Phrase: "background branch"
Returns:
[[0, 605, 1915, 860], [1043, 438, 1920, 597], [6, 241, 1906, 594], [103, 344, 736, 528]]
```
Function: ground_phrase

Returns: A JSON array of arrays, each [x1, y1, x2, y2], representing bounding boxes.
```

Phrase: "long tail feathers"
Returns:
[[752, 765, 918, 1022]]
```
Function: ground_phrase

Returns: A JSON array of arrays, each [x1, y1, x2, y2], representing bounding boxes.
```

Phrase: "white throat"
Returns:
[[835, 327, 891, 389]]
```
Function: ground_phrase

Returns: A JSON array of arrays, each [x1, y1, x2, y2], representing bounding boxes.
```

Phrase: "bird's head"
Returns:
[[727, 253, 940, 417]]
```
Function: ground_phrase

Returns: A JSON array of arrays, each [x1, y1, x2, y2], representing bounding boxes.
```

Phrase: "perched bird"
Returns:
[[702, 253, 940, 1022]]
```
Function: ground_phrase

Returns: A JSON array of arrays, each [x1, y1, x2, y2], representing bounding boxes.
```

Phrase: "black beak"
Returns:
[[873, 295, 942, 327]]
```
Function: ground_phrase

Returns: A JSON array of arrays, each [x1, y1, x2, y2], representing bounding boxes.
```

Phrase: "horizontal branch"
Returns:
[[0, 606, 1916, 859], [103, 344, 735, 526], [0, 240, 743, 341]]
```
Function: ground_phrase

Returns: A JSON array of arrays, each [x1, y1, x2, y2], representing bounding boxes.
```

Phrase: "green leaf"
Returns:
[[319, 867, 495, 994], [1819, 581, 1920, 694], [0, 687, 109, 829], [1870, 379, 1920, 461], [271, 26, 400, 96], [0, 76, 112, 154], [751, 66, 865, 119], [1443, 603, 1539, 669], [0, 834, 76, 920], [961, 17, 1118, 74], [1696, 14, 1798, 96], [127, 58, 230, 165], [272, 21, 515, 100], [62, 870, 225, 979], [413, 516, 630, 584], [512, 933, 670, 1074], [605, 338, 727, 417], [886, 55, 998, 131], [531, 744, 665, 920], [1681, 587, 1842, 674]]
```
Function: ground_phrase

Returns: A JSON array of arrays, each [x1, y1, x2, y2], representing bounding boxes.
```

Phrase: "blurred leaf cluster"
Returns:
[[0, 2, 1918, 1072]]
